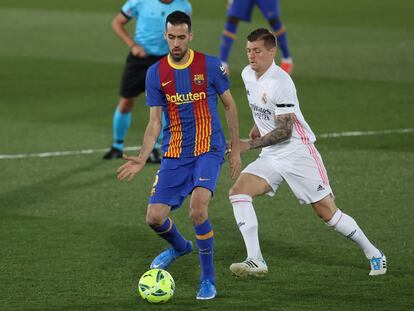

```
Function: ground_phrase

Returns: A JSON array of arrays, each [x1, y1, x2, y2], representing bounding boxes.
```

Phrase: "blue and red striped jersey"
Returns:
[[146, 49, 229, 158]]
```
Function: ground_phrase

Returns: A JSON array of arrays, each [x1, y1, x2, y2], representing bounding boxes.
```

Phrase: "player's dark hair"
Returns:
[[247, 28, 277, 50], [166, 11, 192, 32]]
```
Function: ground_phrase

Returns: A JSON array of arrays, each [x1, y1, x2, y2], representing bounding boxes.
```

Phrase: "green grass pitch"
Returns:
[[0, 0, 413, 310]]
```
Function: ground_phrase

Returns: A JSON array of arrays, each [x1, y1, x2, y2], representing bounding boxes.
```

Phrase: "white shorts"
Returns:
[[242, 144, 333, 204]]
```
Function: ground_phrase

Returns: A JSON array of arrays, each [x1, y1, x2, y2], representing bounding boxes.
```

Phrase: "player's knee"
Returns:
[[228, 186, 237, 196], [146, 210, 164, 228], [312, 196, 337, 222], [189, 206, 208, 226], [118, 97, 135, 113], [229, 184, 243, 196]]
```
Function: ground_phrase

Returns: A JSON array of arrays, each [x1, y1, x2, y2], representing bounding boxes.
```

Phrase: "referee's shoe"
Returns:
[[103, 146, 161, 163], [103, 146, 123, 160]]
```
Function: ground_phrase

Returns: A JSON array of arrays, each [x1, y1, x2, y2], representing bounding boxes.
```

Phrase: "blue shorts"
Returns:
[[227, 0, 280, 22], [148, 152, 225, 209]]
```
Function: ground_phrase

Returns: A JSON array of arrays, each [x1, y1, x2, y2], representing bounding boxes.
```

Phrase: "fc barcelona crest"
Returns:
[[193, 74, 205, 86]]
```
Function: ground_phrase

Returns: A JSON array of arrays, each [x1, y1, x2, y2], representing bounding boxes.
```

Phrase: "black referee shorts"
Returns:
[[119, 53, 165, 98]]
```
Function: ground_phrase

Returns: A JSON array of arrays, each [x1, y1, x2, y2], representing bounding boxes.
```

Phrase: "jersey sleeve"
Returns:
[[209, 56, 230, 95], [272, 77, 297, 115], [121, 0, 140, 19], [184, 1, 192, 16], [145, 64, 164, 107]]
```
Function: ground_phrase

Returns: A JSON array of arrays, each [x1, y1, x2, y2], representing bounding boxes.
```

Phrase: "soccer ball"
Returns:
[[138, 269, 175, 303]]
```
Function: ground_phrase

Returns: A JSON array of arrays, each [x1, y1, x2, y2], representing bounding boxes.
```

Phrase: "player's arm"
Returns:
[[111, 12, 146, 57], [117, 107, 162, 181], [242, 113, 293, 151], [219, 89, 241, 179], [137, 106, 163, 161]]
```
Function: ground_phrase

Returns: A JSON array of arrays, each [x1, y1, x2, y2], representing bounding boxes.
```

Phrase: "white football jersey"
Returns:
[[242, 61, 316, 158]]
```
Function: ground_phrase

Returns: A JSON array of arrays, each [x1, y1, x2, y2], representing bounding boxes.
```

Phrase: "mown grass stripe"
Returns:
[[0, 128, 412, 160]]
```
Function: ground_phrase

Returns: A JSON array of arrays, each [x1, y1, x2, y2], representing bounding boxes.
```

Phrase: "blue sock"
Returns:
[[219, 21, 238, 63], [271, 21, 291, 59], [152, 218, 188, 252], [155, 113, 166, 150], [112, 107, 131, 150], [194, 220, 215, 284]]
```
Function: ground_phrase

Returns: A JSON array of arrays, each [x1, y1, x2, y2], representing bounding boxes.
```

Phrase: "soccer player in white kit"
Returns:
[[228, 28, 387, 277]]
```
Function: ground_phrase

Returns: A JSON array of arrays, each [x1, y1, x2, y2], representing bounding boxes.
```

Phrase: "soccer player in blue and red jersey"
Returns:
[[219, 0, 293, 74], [117, 11, 241, 300]]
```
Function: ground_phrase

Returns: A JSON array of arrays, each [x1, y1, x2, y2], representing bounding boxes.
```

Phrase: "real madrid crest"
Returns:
[[193, 74, 205, 86], [261, 93, 267, 104]]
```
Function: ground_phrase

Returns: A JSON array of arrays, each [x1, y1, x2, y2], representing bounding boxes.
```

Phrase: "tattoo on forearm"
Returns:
[[249, 114, 293, 149]]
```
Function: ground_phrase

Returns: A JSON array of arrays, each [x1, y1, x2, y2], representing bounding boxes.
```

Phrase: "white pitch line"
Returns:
[[0, 128, 412, 160], [318, 128, 414, 138], [0, 146, 139, 160]]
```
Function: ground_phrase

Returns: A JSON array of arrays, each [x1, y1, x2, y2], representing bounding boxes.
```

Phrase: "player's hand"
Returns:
[[249, 126, 261, 140], [227, 139, 250, 154], [131, 44, 146, 57], [227, 144, 241, 179], [116, 154, 145, 181]]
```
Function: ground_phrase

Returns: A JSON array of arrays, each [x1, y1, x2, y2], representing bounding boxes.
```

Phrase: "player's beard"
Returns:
[[170, 47, 188, 63]]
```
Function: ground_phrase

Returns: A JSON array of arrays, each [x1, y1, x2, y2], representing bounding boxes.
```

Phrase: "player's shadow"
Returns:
[[260, 236, 367, 272]]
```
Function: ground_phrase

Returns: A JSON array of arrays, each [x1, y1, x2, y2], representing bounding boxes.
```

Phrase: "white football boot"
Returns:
[[230, 258, 268, 278], [369, 251, 387, 276]]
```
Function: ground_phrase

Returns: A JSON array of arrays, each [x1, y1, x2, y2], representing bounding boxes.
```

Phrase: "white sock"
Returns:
[[229, 194, 263, 261], [326, 209, 381, 259]]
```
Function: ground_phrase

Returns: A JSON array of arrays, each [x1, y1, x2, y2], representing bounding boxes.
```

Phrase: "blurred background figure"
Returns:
[[103, 0, 192, 161], [219, 0, 293, 75]]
